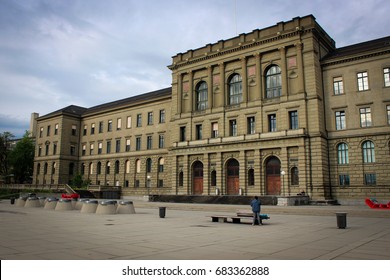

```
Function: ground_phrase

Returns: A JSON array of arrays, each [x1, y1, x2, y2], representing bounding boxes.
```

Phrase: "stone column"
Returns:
[[219, 63, 225, 107], [203, 153, 210, 195], [207, 66, 213, 109], [255, 53, 262, 100], [279, 46, 288, 97], [177, 73, 182, 114], [296, 42, 305, 94], [241, 56, 248, 104], [239, 150, 246, 195], [216, 152, 223, 194], [188, 71, 193, 112]]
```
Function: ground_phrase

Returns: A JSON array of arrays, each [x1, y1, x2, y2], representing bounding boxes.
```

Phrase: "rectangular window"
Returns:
[[289, 111, 298, 130], [333, 77, 344, 95], [339, 175, 350, 186], [384, 68, 390, 87], [106, 141, 111, 154], [54, 124, 59, 135], [147, 136, 152, 150], [229, 119, 237, 136], [159, 109, 165, 123], [91, 123, 95, 135], [90, 144, 94, 155], [335, 111, 346, 130], [364, 173, 376, 185], [159, 134, 165, 148], [39, 127, 43, 138], [196, 124, 203, 140], [211, 122, 218, 138], [147, 112, 153, 125], [136, 137, 141, 151], [136, 114, 142, 127], [158, 180, 164, 188], [45, 144, 49, 156], [99, 121, 103, 133], [127, 116, 132, 128], [38, 146, 42, 156], [268, 114, 277, 132], [247, 117, 255, 134], [357, 71, 369, 91], [180, 126, 186, 142], [387, 105, 390, 125], [47, 125, 51, 136], [98, 142, 102, 154], [82, 144, 86, 156], [70, 145, 76, 156], [360, 107, 372, 127], [116, 139, 121, 153], [71, 125, 77, 136], [83, 125, 87, 136], [117, 118, 122, 130], [108, 120, 112, 132], [53, 143, 57, 155], [126, 139, 131, 152]]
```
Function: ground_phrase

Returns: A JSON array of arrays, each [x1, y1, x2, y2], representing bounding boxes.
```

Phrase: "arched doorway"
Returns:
[[266, 157, 281, 195], [226, 159, 239, 195], [192, 161, 203, 195]]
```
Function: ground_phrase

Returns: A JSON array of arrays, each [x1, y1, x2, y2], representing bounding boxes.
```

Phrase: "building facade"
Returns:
[[32, 15, 390, 204]]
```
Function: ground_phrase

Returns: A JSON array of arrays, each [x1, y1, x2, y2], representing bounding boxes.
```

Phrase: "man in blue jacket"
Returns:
[[250, 196, 262, 225]]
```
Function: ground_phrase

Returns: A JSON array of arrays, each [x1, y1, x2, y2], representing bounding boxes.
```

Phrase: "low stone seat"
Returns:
[[75, 199, 90, 210], [44, 197, 58, 210], [96, 200, 117, 215], [80, 200, 98, 213], [15, 197, 27, 207], [24, 197, 41, 208], [116, 201, 136, 214], [55, 198, 73, 211]]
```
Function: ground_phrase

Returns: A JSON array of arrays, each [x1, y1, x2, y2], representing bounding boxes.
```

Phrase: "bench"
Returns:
[[236, 210, 270, 220], [209, 213, 270, 224]]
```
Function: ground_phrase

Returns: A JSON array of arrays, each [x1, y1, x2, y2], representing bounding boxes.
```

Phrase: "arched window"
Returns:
[[265, 65, 281, 98], [158, 158, 164, 172], [146, 158, 152, 173], [52, 162, 56, 174], [196, 81, 208, 111], [80, 163, 85, 175], [228, 74, 242, 105], [89, 162, 93, 175], [337, 143, 349, 164], [97, 162, 102, 175], [248, 168, 255, 186], [44, 162, 48, 174], [125, 160, 130, 174], [115, 160, 120, 174], [37, 163, 41, 175], [211, 170, 217, 186], [362, 140, 375, 163], [106, 161, 111, 174], [136, 159, 141, 173], [178, 171, 184, 187], [291, 167, 299, 185]]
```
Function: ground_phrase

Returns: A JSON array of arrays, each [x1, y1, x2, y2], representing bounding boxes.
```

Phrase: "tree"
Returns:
[[0, 132, 14, 183], [9, 131, 34, 183]]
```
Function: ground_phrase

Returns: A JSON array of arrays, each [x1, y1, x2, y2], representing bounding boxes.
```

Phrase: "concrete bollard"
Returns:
[[96, 200, 117, 215], [116, 201, 136, 214], [15, 197, 27, 207], [24, 197, 41, 208], [80, 200, 98, 213], [44, 197, 58, 210], [75, 199, 90, 210], [55, 199, 73, 211]]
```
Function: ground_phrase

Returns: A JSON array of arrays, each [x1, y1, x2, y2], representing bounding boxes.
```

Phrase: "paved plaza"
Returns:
[[0, 199, 389, 260]]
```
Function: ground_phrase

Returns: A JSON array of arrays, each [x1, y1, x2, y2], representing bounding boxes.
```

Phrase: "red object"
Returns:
[[61, 193, 80, 199], [365, 198, 389, 209]]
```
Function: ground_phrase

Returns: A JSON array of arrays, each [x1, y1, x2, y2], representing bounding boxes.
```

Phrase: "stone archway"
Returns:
[[265, 156, 281, 195], [192, 161, 204, 195], [226, 159, 239, 195]]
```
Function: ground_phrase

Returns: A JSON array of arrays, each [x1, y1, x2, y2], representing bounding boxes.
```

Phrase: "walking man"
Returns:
[[250, 196, 262, 225]]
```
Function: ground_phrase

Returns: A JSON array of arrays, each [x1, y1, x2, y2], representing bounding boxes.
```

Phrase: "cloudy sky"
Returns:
[[0, 0, 389, 138]]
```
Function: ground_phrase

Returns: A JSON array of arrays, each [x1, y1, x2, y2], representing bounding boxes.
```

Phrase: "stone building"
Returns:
[[32, 15, 390, 204]]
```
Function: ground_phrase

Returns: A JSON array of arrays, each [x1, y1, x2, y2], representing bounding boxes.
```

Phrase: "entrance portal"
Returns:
[[266, 157, 281, 195], [226, 159, 239, 195], [192, 161, 203, 195]]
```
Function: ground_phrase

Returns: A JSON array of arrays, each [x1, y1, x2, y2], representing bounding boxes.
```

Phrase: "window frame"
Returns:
[[196, 81, 208, 111], [228, 74, 242, 105], [265, 65, 282, 98]]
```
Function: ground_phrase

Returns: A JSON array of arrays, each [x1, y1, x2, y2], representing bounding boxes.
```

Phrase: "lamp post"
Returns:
[[147, 175, 151, 196], [281, 170, 286, 196]]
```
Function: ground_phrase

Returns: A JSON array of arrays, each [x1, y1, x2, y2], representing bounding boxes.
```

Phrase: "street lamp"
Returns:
[[280, 170, 286, 196], [147, 175, 151, 196]]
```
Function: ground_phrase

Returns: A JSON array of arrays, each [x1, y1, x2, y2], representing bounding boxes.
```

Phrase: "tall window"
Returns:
[[228, 74, 242, 105], [83, 125, 87, 136], [82, 144, 86, 156], [115, 161, 120, 174], [54, 124, 59, 135], [97, 162, 101, 175], [211, 170, 217, 186], [147, 112, 153, 125], [384, 68, 390, 87], [357, 71, 369, 91], [89, 143, 94, 155], [289, 111, 298, 130], [247, 117, 255, 134], [47, 125, 51, 136], [158, 158, 164, 172], [106, 162, 110, 174], [71, 125, 77, 136], [125, 160, 130, 174], [147, 136, 152, 150], [117, 118, 122, 130], [291, 167, 299, 185], [40, 127, 43, 138], [107, 120, 112, 132], [362, 140, 375, 163], [126, 116, 132, 128], [136, 137, 141, 151], [136, 159, 141, 173], [136, 114, 142, 127], [335, 111, 346, 130], [91, 123, 95, 134], [265, 65, 281, 98], [339, 175, 350, 186], [387, 105, 390, 125], [159, 134, 165, 148], [126, 139, 131, 152], [333, 77, 344, 95], [268, 114, 277, 132], [248, 169, 254, 186], [211, 122, 218, 138], [229, 119, 237, 136], [196, 81, 208, 110], [180, 126, 186, 142], [53, 143, 57, 155], [146, 158, 152, 173], [99, 121, 103, 133], [159, 109, 165, 123], [45, 144, 50, 156], [360, 107, 372, 127], [115, 139, 120, 153], [106, 141, 111, 154], [195, 124, 203, 140], [98, 142, 102, 154], [337, 143, 349, 165]]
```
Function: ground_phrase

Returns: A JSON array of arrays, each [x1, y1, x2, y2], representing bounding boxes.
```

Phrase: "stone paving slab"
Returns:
[[0, 199, 389, 260]]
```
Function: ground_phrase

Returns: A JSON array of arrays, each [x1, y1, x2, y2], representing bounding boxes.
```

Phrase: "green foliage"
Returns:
[[71, 174, 90, 189], [9, 131, 34, 183], [0, 131, 15, 183]]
